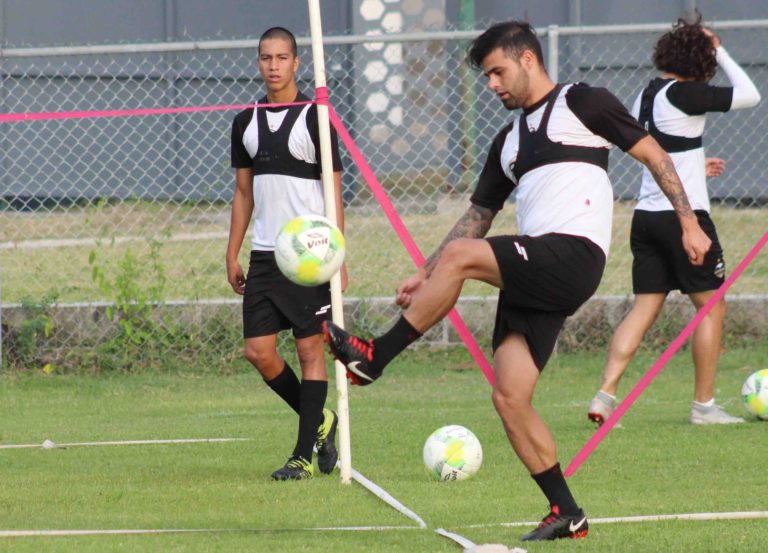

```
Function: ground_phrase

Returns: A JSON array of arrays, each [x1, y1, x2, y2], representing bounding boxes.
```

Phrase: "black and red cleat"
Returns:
[[521, 505, 589, 541], [322, 321, 381, 386]]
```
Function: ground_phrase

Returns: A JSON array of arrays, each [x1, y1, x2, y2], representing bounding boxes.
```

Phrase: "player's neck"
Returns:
[[266, 82, 299, 105], [660, 72, 693, 82], [523, 75, 557, 110]]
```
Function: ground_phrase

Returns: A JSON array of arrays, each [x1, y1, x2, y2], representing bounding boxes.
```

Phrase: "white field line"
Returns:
[[589, 511, 768, 524], [0, 231, 227, 250], [308, 525, 420, 531], [2, 437, 432, 539], [349, 466, 427, 529], [437, 527, 529, 553], [4, 438, 428, 530], [348, 474, 480, 549], [435, 527, 475, 548], [0, 437, 251, 450], [4, 511, 768, 540], [0, 529, 228, 538], [5, 436, 763, 547], [0, 525, 421, 538], [462, 510, 768, 529]]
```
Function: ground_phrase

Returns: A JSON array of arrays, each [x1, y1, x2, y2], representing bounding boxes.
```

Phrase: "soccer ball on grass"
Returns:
[[423, 424, 483, 481], [274, 215, 345, 287], [742, 369, 768, 420]]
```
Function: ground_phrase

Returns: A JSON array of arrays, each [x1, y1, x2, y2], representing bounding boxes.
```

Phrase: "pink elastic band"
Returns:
[[0, 97, 495, 386], [564, 231, 768, 478], [0, 101, 313, 123], [327, 105, 495, 386], [315, 87, 329, 105]]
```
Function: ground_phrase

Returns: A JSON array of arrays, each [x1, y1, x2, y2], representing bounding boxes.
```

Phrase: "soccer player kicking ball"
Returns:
[[324, 21, 711, 541], [227, 27, 346, 480], [588, 16, 761, 427]]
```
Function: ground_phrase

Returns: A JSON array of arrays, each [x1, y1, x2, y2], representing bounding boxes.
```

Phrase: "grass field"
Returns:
[[2, 200, 766, 303], [1, 345, 766, 552]]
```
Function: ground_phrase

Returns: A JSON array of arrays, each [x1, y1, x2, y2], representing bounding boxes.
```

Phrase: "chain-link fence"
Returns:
[[2, 20, 767, 371]]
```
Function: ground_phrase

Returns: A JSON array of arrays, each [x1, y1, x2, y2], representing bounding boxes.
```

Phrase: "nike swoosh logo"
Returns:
[[347, 361, 373, 382], [569, 517, 587, 532]]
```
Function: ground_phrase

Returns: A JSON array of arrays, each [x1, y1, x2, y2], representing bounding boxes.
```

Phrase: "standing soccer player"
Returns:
[[588, 17, 760, 427], [227, 27, 346, 480], [323, 21, 711, 541]]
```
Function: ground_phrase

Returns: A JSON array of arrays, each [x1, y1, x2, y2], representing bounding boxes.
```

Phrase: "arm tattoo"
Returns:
[[649, 156, 695, 218], [422, 204, 497, 276]]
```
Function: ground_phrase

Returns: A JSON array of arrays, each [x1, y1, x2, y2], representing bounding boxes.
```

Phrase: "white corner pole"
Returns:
[[307, 0, 352, 484]]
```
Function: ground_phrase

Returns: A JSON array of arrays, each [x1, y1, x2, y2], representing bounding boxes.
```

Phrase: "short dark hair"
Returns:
[[258, 26, 298, 56], [653, 14, 717, 81], [467, 21, 544, 70]]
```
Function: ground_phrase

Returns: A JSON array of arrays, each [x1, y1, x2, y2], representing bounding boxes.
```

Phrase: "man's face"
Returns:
[[258, 37, 299, 95], [481, 47, 530, 110]]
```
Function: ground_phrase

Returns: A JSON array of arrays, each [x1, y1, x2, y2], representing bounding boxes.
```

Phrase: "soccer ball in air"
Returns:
[[423, 425, 483, 481], [742, 369, 768, 420], [275, 215, 345, 287]]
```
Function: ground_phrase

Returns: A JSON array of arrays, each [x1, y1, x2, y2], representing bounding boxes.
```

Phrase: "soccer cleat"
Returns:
[[587, 390, 616, 426], [316, 408, 339, 474], [688, 402, 745, 425], [270, 456, 313, 481], [322, 321, 381, 386], [521, 505, 589, 541]]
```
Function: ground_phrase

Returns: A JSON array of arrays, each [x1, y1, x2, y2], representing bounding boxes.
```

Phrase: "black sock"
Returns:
[[531, 463, 579, 515], [371, 315, 422, 371], [292, 379, 327, 461], [264, 363, 301, 415]]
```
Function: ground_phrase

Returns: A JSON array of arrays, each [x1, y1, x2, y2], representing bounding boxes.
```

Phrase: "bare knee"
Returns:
[[690, 293, 726, 321], [295, 337, 324, 367], [492, 387, 529, 418], [438, 239, 474, 273], [634, 299, 664, 323], [610, 297, 665, 357], [244, 343, 281, 377], [609, 328, 641, 361], [295, 335, 327, 379]]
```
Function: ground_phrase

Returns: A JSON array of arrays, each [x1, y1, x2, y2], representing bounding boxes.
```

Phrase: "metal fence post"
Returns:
[[548, 24, 559, 83]]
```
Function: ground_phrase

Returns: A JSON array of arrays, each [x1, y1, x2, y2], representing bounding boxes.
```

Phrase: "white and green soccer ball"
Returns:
[[423, 424, 483, 481], [275, 215, 346, 287], [742, 369, 768, 420]]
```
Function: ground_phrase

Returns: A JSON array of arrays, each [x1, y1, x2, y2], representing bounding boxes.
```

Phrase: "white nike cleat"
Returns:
[[689, 402, 745, 425], [587, 390, 616, 426]]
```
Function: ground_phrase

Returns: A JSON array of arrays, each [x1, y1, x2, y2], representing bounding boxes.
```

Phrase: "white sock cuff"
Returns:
[[693, 398, 715, 408], [598, 390, 616, 402]]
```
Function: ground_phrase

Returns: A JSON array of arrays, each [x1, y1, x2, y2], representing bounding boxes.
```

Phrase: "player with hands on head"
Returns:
[[324, 20, 710, 541], [588, 15, 760, 427]]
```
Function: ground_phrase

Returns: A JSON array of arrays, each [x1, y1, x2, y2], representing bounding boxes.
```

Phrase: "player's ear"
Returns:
[[520, 49, 536, 70]]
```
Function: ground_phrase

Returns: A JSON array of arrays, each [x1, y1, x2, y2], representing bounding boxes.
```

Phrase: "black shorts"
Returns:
[[242, 250, 331, 339], [631, 210, 725, 295], [486, 233, 606, 371]]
